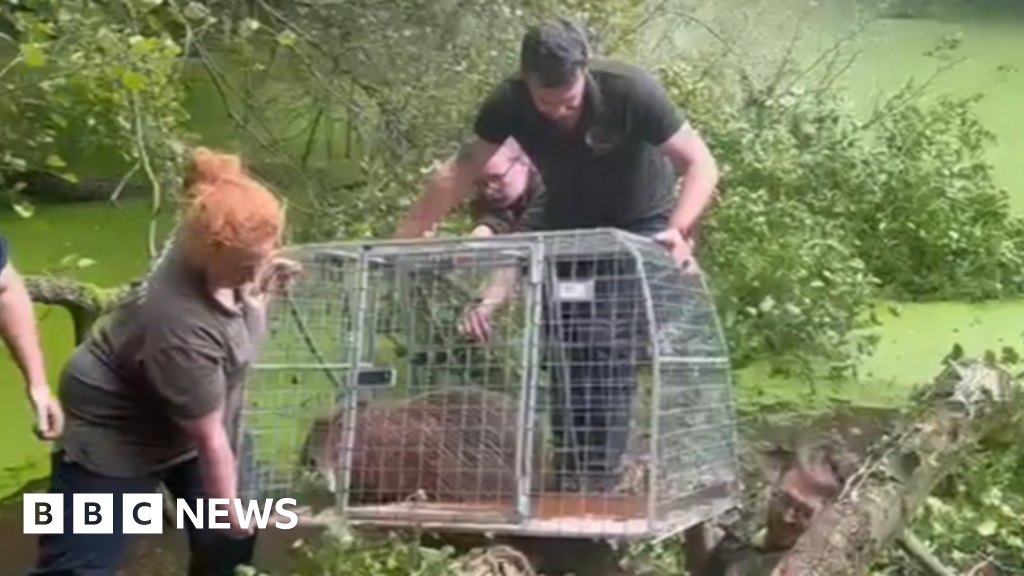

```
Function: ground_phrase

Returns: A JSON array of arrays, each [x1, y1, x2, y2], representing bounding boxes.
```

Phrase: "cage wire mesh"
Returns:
[[239, 228, 740, 540]]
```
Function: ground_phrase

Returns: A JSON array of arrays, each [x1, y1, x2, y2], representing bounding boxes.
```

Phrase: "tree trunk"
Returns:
[[24, 275, 129, 344], [771, 359, 1020, 576]]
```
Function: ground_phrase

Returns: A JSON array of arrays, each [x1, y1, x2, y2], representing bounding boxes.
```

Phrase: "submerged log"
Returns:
[[771, 359, 1021, 576]]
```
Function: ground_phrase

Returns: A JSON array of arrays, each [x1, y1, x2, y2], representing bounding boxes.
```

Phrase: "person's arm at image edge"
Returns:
[[394, 86, 514, 239], [143, 340, 237, 502], [0, 236, 49, 400], [634, 72, 720, 236]]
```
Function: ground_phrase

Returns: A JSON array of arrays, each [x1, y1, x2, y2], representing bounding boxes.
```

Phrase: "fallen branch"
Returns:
[[771, 359, 1021, 576], [24, 275, 129, 344], [896, 532, 955, 576]]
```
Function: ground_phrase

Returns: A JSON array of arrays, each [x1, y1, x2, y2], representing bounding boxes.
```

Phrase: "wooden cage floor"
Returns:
[[282, 483, 740, 539]]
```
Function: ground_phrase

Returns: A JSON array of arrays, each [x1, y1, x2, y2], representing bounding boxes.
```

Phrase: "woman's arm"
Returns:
[[142, 339, 237, 502]]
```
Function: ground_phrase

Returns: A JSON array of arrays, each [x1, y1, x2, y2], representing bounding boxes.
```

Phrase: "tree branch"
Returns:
[[771, 359, 1021, 575], [24, 275, 129, 344]]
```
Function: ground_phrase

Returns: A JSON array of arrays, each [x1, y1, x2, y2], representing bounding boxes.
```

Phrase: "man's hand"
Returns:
[[653, 228, 697, 271], [223, 506, 255, 539], [251, 257, 303, 304], [28, 384, 63, 440], [461, 300, 498, 343]]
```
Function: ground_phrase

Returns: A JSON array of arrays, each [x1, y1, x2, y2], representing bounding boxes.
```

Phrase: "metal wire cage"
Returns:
[[239, 228, 740, 541]]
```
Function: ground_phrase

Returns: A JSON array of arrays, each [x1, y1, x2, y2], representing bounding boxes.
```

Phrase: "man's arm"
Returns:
[[394, 82, 517, 239], [395, 140, 503, 239], [632, 71, 720, 236], [472, 182, 551, 312], [142, 339, 236, 502], [661, 128, 719, 236], [0, 236, 48, 394]]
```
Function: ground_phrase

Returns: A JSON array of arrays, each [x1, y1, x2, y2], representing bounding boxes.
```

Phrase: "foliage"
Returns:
[[237, 534, 465, 576], [207, 0, 649, 242], [913, 449, 1024, 573], [0, 0, 188, 229], [901, 346, 1024, 574], [657, 50, 1024, 373]]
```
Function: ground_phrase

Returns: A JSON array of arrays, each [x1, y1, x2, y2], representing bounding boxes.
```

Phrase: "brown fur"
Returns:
[[299, 388, 547, 505]]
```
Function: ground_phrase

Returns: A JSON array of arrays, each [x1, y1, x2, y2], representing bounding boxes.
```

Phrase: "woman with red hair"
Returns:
[[29, 148, 298, 576]]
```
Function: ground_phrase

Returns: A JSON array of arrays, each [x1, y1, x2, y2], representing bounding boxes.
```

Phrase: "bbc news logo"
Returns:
[[23, 494, 299, 534]]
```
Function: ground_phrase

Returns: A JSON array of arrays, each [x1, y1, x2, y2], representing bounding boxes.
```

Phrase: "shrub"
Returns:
[[659, 61, 1024, 373]]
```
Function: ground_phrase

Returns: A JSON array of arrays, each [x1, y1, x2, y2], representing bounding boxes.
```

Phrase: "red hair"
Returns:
[[181, 147, 284, 251]]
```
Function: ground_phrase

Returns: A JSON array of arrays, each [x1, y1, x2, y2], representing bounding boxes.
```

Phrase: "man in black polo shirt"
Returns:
[[395, 18, 717, 253], [395, 18, 720, 492]]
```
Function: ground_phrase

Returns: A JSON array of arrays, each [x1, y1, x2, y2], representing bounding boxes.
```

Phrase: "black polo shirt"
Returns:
[[472, 59, 684, 233]]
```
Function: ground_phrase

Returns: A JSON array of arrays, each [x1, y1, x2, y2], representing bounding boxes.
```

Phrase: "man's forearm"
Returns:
[[195, 432, 239, 501], [395, 165, 464, 239], [670, 161, 719, 236], [0, 275, 48, 391], [479, 267, 519, 310]]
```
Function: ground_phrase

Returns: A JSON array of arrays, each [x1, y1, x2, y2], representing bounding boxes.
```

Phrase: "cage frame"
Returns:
[[250, 229, 741, 542]]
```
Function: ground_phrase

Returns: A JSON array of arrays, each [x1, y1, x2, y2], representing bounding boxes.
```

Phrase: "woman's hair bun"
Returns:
[[185, 147, 243, 188]]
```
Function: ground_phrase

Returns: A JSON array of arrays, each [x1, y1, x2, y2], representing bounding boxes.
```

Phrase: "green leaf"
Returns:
[[239, 18, 261, 38], [276, 30, 297, 47], [20, 43, 47, 67], [182, 1, 210, 21], [12, 199, 35, 219], [121, 71, 147, 92], [975, 518, 998, 537], [45, 155, 66, 168], [75, 258, 97, 269]]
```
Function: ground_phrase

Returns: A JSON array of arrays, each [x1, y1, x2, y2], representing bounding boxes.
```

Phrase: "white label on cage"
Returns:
[[555, 280, 595, 301]]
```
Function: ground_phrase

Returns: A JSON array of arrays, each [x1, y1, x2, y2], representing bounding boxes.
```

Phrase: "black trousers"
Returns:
[[29, 450, 258, 576], [542, 217, 665, 491]]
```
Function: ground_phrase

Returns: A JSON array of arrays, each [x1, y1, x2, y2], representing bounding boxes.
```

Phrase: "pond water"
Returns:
[[0, 0, 1022, 572]]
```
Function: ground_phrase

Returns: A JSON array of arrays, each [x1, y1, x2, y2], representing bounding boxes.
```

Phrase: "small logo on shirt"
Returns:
[[585, 126, 621, 154]]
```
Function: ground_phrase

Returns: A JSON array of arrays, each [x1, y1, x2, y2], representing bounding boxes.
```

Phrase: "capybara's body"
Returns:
[[300, 387, 546, 505]]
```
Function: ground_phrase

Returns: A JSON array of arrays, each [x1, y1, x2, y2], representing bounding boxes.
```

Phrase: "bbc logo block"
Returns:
[[23, 494, 63, 534], [122, 493, 164, 534], [23, 494, 299, 534]]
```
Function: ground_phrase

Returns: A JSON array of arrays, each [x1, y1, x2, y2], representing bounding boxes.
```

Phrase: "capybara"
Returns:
[[299, 387, 548, 505]]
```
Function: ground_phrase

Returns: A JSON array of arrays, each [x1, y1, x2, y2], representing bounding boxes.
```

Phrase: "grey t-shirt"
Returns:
[[57, 247, 264, 477]]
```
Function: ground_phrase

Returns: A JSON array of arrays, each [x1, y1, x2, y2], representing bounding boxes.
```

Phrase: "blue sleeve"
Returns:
[[0, 234, 8, 271]]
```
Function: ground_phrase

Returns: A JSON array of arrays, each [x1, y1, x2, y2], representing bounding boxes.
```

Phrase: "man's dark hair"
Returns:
[[520, 17, 590, 88]]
